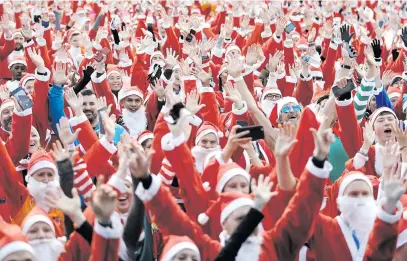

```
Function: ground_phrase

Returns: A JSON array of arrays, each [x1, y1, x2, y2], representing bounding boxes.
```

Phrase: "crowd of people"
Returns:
[[2, 0, 407, 260]]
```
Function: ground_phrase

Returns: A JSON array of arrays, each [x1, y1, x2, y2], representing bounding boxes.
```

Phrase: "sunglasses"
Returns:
[[281, 105, 301, 113]]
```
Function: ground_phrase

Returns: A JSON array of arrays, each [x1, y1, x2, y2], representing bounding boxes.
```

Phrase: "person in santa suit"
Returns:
[[0, 217, 36, 261], [137, 130, 154, 154], [106, 66, 123, 98], [118, 86, 148, 137], [268, 96, 302, 127], [7, 56, 27, 91], [159, 236, 201, 261], [66, 30, 84, 71], [134, 110, 335, 261], [258, 87, 282, 119]]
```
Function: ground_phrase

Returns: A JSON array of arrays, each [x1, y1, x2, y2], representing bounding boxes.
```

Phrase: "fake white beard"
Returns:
[[191, 145, 221, 173], [27, 178, 60, 212], [219, 230, 262, 261], [122, 107, 147, 137], [259, 100, 277, 118], [337, 196, 377, 242], [29, 238, 65, 261]]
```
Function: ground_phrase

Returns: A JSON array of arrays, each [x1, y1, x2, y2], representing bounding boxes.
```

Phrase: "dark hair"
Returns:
[[80, 89, 96, 96], [141, 138, 152, 148], [378, 111, 395, 117], [316, 94, 330, 105]]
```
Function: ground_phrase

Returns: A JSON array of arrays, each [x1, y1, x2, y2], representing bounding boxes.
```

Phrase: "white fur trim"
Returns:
[[195, 129, 219, 145], [107, 175, 127, 194], [338, 173, 373, 197], [197, 212, 209, 224], [199, 87, 214, 93], [23, 39, 35, 48], [161, 241, 200, 261], [397, 227, 407, 248], [69, 114, 88, 127], [91, 72, 107, 83], [220, 197, 254, 224], [261, 30, 273, 39], [388, 92, 401, 100], [118, 89, 143, 102], [8, 59, 27, 69], [232, 101, 247, 116], [161, 132, 186, 151], [22, 215, 55, 234], [188, 115, 202, 127], [202, 182, 211, 192], [135, 174, 161, 202], [300, 73, 312, 81], [99, 136, 117, 154], [0, 241, 35, 261], [305, 157, 332, 179], [216, 168, 250, 193], [335, 97, 353, 106], [94, 214, 123, 239], [27, 161, 57, 177], [14, 107, 32, 117], [377, 199, 403, 224], [138, 133, 154, 145], [286, 76, 298, 84], [35, 68, 51, 82]]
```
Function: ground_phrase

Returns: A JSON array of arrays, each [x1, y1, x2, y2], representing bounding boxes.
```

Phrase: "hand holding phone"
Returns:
[[284, 22, 296, 34], [10, 87, 33, 111], [236, 125, 265, 141]]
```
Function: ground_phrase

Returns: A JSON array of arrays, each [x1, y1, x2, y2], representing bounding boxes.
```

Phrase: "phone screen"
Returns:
[[284, 22, 296, 34], [11, 87, 33, 111]]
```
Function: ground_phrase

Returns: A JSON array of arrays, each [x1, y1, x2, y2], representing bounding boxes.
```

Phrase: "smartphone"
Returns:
[[98, 108, 106, 135], [236, 120, 248, 127], [284, 22, 296, 34], [236, 125, 265, 141], [186, 29, 196, 43], [164, 102, 185, 125], [10, 87, 33, 111]]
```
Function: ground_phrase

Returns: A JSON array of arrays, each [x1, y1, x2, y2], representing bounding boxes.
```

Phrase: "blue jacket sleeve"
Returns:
[[375, 87, 394, 111], [48, 84, 66, 135]]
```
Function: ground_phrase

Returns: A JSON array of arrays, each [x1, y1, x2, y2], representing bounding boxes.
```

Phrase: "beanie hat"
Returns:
[[26, 150, 58, 181], [197, 192, 254, 225], [8, 56, 27, 69], [161, 236, 200, 261], [21, 206, 56, 235], [19, 73, 35, 88], [261, 87, 282, 101], [216, 162, 250, 193], [369, 107, 397, 127], [195, 121, 224, 145], [137, 130, 154, 145], [338, 172, 373, 197], [0, 217, 34, 261], [118, 86, 144, 103], [269, 96, 299, 127]]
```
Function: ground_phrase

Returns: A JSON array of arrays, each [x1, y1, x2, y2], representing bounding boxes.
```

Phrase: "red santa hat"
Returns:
[[66, 29, 81, 42], [338, 172, 373, 197], [309, 66, 323, 78], [296, 37, 308, 50], [261, 87, 282, 101], [195, 121, 224, 145], [161, 236, 200, 261], [106, 65, 122, 78], [8, 56, 27, 69], [26, 150, 58, 180], [388, 86, 402, 100], [0, 98, 15, 116], [137, 130, 154, 145], [197, 192, 254, 225], [191, 5, 201, 15], [21, 206, 56, 235], [369, 107, 397, 127], [12, 28, 23, 39], [225, 44, 241, 57], [216, 162, 250, 193], [19, 73, 35, 88], [0, 217, 34, 261], [118, 86, 144, 103], [150, 51, 165, 64], [269, 96, 299, 127]]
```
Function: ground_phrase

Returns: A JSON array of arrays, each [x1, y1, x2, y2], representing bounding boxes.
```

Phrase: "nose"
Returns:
[[43, 176, 50, 183], [37, 229, 46, 239]]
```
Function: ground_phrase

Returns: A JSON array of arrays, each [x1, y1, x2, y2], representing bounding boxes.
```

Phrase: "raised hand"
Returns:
[[189, 47, 203, 68], [266, 50, 283, 72], [401, 26, 407, 48], [226, 53, 244, 78], [179, 59, 192, 76], [91, 176, 118, 224], [185, 89, 205, 115], [382, 162, 407, 213], [393, 120, 407, 148], [274, 123, 298, 158], [100, 110, 116, 143], [340, 24, 354, 43], [198, 38, 217, 53], [152, 79, 166, 98], [27, 47, 45, 71], [275, 16, 287, 37], [191, 67, 211, 85], [0, 15, 12, 37], [246, 44, 260, 66], [222, 125, 251, 162], [310, 116, 335, 160], [251, 174, 277, 211], [379, 140, 400, 176], [53, 62, 68, 86], [21, 23, 33, 40], [371, 39, 382, 60], [56, 117, 81, 147], [128, 139, 154, 179], [165, 48, 179, 69], [362, 121, 375, 149], [64, 88, 83, 116], [224, 81, 244, 109], [381, 70, 396, 87]]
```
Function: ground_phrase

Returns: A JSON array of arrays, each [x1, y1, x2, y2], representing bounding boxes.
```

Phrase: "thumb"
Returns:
[[288, 139, 299, 150], [195, 104, 206, 113], [73, 128, 81, 138]]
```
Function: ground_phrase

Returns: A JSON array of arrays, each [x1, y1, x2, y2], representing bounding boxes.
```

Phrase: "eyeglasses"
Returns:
[[281, 105, 301, 113], [264, 94, 282, 100]]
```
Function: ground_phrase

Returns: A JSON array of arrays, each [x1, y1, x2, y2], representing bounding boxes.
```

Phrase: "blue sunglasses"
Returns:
[[281, 105, 301, 113]]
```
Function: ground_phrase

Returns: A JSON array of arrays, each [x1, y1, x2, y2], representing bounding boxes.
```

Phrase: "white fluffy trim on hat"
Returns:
[[161, 241, 201, 261], [27, 161, 58, 178], [0, 241, 35, 261], [197, 212, 210, 225], [220, 198, 254, 224], [22, 215, 55, 234], [338, 173, 373, 197]]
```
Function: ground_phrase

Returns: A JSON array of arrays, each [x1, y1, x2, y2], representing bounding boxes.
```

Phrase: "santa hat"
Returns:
[[12, 29, 23, 39], [369, 107, 397, 127], [0, 98, 14, 116], [0, 217, 34, 261], [8, 56, 27, 69], [261, 87, 282, 101], [338, 172, 373, 197], [195, 121, 224, 145], [197, 192, 253, 225], [388, 86, 402, 100], [137, 130, 154, 145], [150, 51, 165, 64], [269, 96, 299, 127], [19, 73, 35, 88], [106, 65, 122, 78], [225, 44, 241, 57], [118, 86, 144, 103], [26, 150, 58, 181], [161, 236, 200, 261], [21, 206, 56, 235], [296, 37, 308, 50], [309, 66, 323, 78], [216, 162, 250, 193], [66, 29, 81, 42]]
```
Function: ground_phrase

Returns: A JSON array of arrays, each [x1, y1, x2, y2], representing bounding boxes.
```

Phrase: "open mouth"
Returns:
[[289, 115, 297, 120], [119, 196, 128, 202], [384, 128, 392, 134]]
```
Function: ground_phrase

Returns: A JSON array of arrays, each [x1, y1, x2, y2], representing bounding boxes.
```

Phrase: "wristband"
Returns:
[[227, 75, 243, 82], [341, 64, 351, 70], [37, 71, 48, 76], [359, 148, 368, 156], [98, 221, 112, 228]]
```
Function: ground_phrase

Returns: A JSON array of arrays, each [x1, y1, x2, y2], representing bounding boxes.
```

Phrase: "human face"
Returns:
[[171, 249, 199, 261], [373, 113, 396, 144], [141, 139, 153, 155], [31, 168, 56, 183], [107, 73, 122, 91], [25, 222, 54, 241], [70, 34, 81, 48], [0, 105, 13, 132], [298, 47, 308, 56], [220, 70, 228, 83], [173, 68, 181, 85], [81, 94, 98, 125], [2, 251, 35, 261], [14, 34, 25, 50], [223, 175, 250, 194], [24, 80, 35, 96], [223, 205, 255, 235], [368, 96, 377, 112], [151, 55, 164, 64], [264, 93, 282, 102], [29, 129, 40, 154], [197, 133, 218, 149], [117, 180, 133, 214], [278, 102, 301, 125], [122, 95, 143, 113], [390, 96, 400, 108], [343, 180, 373, 198], [10, 64, 27, 81]]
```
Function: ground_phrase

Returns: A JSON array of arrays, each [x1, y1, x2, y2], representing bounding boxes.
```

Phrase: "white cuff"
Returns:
[[118, 60, 133, 68], [215, 151, 232, 165], [94, 214, 123, 239], [397, 227, 407, 248], [189, 115, 202, 127], [353, 152, 369, 170], [161, 132, 186, 151], [107, 175, 127, 194], [335, 97, 353, 106], [284, 39, 294, 48], [329, 41, 339, 50], [232, 101, 247, 115], [99, 136, 117, 154], [273, 33, 282, 44], [23, 39, 35, 48], [300, 73, 312, 81], [362, 77, 376, 86], [69, 114, 88, 127], [261, 30, 273, 39], [135, 174, 161, 202], [35, 68, 51, 82], [305, 157, 333, 179], [199, 87, 214, 93], [91, 72, 107, 83], [36, 37, 46, 47], [285, 76, 297, 84], [14, 108, 32, 117], [212, 47, 223, 58], [377, 199, 403, 224]]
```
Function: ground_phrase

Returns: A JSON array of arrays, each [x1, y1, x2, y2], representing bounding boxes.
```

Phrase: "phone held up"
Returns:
[[10, 87, 33, 111]]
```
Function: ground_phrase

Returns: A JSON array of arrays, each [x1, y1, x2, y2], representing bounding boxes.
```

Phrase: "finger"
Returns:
[[234, 130, 250, 139], [96, 175, 105, 188], [251, 178, 257, 193], [73, 128, 81, 138]]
